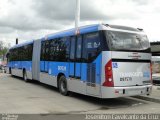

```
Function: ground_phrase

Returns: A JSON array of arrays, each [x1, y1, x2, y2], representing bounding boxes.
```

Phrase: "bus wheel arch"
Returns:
[[57, 73, 69, 96]]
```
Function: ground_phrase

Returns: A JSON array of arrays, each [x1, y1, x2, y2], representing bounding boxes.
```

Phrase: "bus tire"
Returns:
[[23, 70, 29, 82], [9, 68, 12, 75], [59, 76, 68, 96]]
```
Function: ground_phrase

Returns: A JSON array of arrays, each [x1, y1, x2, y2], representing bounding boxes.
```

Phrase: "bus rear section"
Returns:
[[101, 51, 152, 98], [101, 28, 152, 98]]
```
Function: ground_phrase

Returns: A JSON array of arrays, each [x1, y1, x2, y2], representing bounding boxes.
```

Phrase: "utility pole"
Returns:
[[16, 30, 19, 45], [75, 0, 80, 34], [16, 38, 18, 44]]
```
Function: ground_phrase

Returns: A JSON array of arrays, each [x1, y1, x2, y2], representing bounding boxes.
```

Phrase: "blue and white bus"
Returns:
[[7, 24, 152, 98]]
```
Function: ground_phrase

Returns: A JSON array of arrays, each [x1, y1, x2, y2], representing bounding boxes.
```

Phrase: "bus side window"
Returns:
[[70, 37, 76, 61], [28, 44, 33, 61], [15, 48, 18, 61], [58, 37, 70, 62], [49, 40, 56, 61], [17, 47, 21, 61], [64, 37, 70, 61], [76, 36, 82, 61], [82, 32, 101, 62], [21, 46, 24, 61], [45, 40, 50, 61], [19, 47, 23, 61], [54, 39, 60, 61], [40, 41, 45, 61]]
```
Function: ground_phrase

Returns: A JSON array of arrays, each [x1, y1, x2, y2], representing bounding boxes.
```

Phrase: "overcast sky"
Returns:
[[0, 0, 160, 46]]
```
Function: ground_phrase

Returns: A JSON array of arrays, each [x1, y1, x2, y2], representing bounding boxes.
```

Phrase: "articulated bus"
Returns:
[[7, 24, 152, 98]]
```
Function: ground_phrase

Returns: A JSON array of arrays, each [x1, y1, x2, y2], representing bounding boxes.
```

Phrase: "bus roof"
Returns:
[[10, 40, 34, 49], [44, 24, 100, 41], [10, 24, 145, 49], [43, 24, 144, 41]]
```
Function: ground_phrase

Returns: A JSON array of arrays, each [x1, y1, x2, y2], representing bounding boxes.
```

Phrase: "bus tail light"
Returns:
[[103, 60, 114, 87]]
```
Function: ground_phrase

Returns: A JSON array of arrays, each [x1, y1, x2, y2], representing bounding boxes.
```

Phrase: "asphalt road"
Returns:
[[0, 73, 160, 119]]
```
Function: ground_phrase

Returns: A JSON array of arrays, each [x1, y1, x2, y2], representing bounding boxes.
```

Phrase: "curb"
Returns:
[[134, 95, 160, 104]]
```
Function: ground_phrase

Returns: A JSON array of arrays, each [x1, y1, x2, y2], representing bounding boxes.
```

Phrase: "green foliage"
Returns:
[[0, 41, 9, 61]]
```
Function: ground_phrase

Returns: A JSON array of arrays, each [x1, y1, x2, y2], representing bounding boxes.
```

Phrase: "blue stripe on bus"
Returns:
[[79, 25, 98, 34], [69, 63, 74, 76], [9, 52, 102, 84], [21, 61, 32, 71], [75, 63, 81, 77], [8, 61, 32, 71], [44, 61, 49, 72], [49, 62, 69, 77], [81, 63, 87, 82], [39, 53, 102, 84], [40, 61, 45, 71]]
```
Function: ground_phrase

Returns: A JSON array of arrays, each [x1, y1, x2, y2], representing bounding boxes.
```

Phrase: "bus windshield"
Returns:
[[106, 31, 150, 52]]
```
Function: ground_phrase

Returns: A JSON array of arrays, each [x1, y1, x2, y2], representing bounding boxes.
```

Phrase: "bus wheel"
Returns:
[[23, 70, 29, 82], [9, 68, 12, 75], [59, 76, 68, 96]]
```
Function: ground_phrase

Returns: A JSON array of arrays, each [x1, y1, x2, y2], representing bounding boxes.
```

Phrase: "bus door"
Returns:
[[86, 57, 100, 96], [69, 37, 75, 78], [84, 32, 101, 96], [69, 36, 82, 79]]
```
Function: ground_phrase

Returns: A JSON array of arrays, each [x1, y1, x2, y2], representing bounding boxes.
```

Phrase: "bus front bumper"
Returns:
[[101, 85, 152, 98]]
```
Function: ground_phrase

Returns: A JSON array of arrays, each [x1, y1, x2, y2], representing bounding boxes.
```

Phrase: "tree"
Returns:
[[0, 41, 10, 61]]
